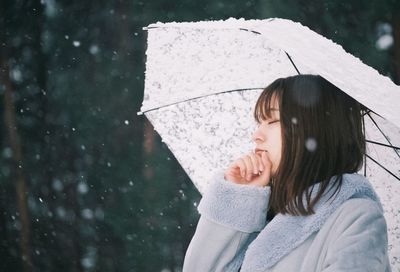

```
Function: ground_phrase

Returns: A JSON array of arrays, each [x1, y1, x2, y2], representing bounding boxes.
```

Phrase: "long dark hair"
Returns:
[[254, 75, 366, 216]]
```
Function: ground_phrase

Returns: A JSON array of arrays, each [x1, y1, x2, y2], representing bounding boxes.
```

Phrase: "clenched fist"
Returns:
[[224, 150, 273, 187]]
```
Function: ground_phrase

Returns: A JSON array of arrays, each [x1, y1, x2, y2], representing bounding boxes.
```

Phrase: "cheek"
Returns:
[[272, 129, 282, 149], [272, 131, 283, 161]]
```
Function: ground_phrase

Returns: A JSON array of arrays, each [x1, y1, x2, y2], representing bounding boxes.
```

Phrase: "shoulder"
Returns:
[[319, 199, 390, 270], [339, 197, 383, 216], [323, 173, 386, 232], [323, 197, 388, 252], [330, 197, 386, 232]]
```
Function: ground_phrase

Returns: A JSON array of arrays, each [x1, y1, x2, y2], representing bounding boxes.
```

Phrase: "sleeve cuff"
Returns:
[[197, 170, 271, 233]]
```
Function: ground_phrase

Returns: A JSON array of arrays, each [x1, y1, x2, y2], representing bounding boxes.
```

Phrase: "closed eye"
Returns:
[[255, 119, 280, 126], [268, 120, 280, 125]]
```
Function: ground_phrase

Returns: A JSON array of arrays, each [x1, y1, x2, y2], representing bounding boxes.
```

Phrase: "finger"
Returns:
[[225, 166, 239, 177], [230, 159, 244, 174], [224, 170, 243, 184], [254, 152, 272, 187], [248, 152, 260, 174], [242, 155, 253, 181], [255, 153, 264, 172], [257, 152, 270, 175], [261, 152, 271, 170], [261, 151, 272, 170], [236, 158, 246, 178]]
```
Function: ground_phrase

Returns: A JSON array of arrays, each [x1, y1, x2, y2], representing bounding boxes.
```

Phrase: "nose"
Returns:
[[252, 128, 264, 143]]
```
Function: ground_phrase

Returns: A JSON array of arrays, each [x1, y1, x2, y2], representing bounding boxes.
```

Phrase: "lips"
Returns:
[[255, 148, 267, 155]]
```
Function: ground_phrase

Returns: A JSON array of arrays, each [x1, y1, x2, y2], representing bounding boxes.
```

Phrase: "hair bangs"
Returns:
[[254, 81, 284, 123]]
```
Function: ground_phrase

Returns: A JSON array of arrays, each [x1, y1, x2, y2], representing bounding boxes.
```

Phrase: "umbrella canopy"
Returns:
[[138, 18, 400, 268]]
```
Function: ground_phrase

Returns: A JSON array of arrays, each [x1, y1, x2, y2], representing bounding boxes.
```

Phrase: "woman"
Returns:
[[182, 75, 391, 271]]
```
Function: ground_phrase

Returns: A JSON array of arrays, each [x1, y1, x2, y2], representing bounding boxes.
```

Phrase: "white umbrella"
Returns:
[[138, 18, 400, 268]]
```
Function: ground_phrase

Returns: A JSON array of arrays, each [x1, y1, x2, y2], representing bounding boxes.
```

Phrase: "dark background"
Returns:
[[1, 0, 399, 271]]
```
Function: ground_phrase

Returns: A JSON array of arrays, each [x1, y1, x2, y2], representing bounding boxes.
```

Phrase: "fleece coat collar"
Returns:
[[240, 173, 381, 271]]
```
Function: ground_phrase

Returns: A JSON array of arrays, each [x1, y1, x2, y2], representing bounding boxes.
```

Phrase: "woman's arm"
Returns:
[[183, 217, 259, 271], [182, 170, 271, 271]]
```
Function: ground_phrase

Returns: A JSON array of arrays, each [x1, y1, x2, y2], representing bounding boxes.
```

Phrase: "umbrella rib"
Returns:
[[363, 154, 367, 177], [362, 110, 371, 117], [139, 87, 264, 114], [365, 154, 400, 181], [366, 140, 400, 150], [367, 112, 400, 159], [239, 28, 261, 35], [285, 52, 301, 75], [362, 114, 367, 177], [361, 109, 384, 119]]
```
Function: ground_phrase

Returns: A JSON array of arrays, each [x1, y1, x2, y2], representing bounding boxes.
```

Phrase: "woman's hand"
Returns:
[[224, 150, 273, 187]]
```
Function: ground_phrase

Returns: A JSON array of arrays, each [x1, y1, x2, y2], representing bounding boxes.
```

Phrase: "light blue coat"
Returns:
[[183, 170, 391, 272]]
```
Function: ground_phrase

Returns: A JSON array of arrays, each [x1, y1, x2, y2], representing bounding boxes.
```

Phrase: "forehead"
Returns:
[[255, 95, 280, 121], [264, 94, 280, 111], [270, 95, 280, 107], [268, 108, 280, 117], [254, 84, 285, 122]]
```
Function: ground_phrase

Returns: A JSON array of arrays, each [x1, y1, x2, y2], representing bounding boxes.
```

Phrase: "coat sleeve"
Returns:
[[321, 198, 392, 272], [182, 170, 271, 272]]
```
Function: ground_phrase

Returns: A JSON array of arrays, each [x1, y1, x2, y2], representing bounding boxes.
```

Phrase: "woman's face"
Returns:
[[252, 97, 282, 177]]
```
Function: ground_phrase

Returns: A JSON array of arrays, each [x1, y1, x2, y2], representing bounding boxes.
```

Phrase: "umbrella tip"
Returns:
[[137, 111, 143, 116]]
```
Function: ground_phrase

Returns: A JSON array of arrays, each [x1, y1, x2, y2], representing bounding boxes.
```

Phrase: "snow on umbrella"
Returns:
[[138, 18, 400, 267]]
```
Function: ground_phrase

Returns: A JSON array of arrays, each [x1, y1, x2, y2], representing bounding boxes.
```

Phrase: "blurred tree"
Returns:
[[1, 59, 32, 271], [0, 0, 43, 270]]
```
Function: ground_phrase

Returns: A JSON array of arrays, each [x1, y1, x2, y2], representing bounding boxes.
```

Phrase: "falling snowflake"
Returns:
[[305, 137, 317, 152]]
